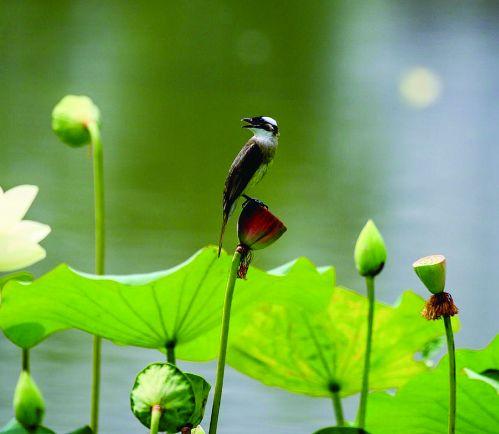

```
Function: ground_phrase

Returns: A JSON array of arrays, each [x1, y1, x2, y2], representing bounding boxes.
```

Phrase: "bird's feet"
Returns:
[[242, 194, 268, 209]]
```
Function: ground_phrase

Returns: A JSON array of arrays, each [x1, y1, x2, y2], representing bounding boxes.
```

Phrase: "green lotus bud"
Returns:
[[413, 254, 446, 294], [130, 363, 210, 433], [52, 95, 100, 147], [13, 371, 45, 429], [354, 220, 387, 277]]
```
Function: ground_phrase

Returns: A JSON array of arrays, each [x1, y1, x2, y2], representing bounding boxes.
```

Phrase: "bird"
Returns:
[[218, 116, 279, 256]]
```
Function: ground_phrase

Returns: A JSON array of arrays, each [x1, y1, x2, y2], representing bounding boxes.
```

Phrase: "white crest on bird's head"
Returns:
[[261, 116, 277, 127], [241, 116, 279, 139]]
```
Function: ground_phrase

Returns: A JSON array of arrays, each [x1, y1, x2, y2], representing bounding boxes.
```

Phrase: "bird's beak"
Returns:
[[241, 118, 254, 128]]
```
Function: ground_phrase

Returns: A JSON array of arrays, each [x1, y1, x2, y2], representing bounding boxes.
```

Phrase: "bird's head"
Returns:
[[242, 116, 279, 137]]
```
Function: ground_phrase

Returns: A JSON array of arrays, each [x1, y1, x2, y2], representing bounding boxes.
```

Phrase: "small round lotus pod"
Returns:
[[130, 362, 196, 433], [354, 220, 387, 277], [13, 371, 45, 429], [413, 254, 446, 294], [52, 95, 100, 147]]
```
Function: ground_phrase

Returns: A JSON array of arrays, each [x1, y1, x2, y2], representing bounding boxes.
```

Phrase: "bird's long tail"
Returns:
[[218, 212, 229, 257]]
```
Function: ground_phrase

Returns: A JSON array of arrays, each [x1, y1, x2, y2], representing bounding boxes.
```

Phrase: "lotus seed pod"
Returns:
[[354, 220, 387, 277], [130, 363, 210, 433], [52, 95, 100, 147], [13, 371, 45, 429], [413, 254, 446, 294]]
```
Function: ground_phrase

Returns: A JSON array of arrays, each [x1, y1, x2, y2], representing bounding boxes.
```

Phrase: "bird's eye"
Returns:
[[265, 124, 273, 132]]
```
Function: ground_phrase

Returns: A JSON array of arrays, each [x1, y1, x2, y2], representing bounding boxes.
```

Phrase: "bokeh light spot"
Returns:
[[399, 67, 442, 108]]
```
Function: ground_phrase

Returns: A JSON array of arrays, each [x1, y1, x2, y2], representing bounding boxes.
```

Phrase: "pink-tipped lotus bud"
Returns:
[[52, 95, 100, 147]]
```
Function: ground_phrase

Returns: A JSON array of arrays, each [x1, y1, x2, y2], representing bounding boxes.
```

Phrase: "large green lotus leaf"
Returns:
[[313, 429, 368, 434], [366, 336, 499, 434], [0, 272, 33, 289], [184, 373, 211, 428], [67, 425, 93, 434], [0, 419, 55, 434], [229, 287, 458, 397], [130, 362, 195, 433], [0, 246, 334, 362], [64, 427, 93, 434]]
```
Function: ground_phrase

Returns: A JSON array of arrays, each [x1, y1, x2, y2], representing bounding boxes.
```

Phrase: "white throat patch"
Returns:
[[250, 128, 276, 144]]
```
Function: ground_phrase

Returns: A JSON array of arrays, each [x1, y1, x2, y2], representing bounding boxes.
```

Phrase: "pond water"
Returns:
[[1, 1, 498, 433]]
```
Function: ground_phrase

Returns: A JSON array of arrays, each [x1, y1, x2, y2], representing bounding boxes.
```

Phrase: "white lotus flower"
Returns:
[[0, 185, 51, 272]]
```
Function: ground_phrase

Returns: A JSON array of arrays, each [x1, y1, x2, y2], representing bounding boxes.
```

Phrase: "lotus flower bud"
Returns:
[[354, 220, 387, 277], [130, 363, 210, 433], [13, 371, 45, 429], [237, 198, 286, 250], [413, 254, 446, 294], [236, 198, 287, 278], [52, 95, 100, 147]]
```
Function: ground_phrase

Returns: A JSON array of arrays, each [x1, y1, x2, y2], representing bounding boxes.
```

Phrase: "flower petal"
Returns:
[[11, 221, 51, 243], [0, 185, 39, 232], [0, 235, 46, 272]]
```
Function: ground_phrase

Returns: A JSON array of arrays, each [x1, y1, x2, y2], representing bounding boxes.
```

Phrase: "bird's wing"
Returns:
[[223, 140, 264, 215]]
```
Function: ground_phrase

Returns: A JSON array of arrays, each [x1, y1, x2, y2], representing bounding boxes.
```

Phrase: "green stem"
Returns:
[[88, 122, 105, 276], [208, 251, 241, 434], [444, 315, 456, 434], [357, 275, 375, 428], [332, 390, 345, 426], [167, 344, 176, 365], [88, 121, 106, 434], [149, 405, 162, 434], [22, 348, 30, 372], [91, 336, 101, 432]]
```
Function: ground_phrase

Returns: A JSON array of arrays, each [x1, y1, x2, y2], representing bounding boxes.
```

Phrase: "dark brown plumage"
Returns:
[[218, 139, 274, 256]]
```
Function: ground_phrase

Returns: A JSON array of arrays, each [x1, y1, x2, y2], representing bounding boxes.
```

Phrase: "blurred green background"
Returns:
[[1, 1, 498, 432]]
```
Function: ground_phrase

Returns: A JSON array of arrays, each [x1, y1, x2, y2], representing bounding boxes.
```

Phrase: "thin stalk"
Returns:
[[208, 251, 241, 434], [88, 121, 106, 434], [332, 390, 345, 426], [149, 404, 162, 434], [357, 275, 375, 428], [167, 344, 176, 365], [89, 121, 105, 276], [22, 349, 30, 372], [443, 315, 456, 434]]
